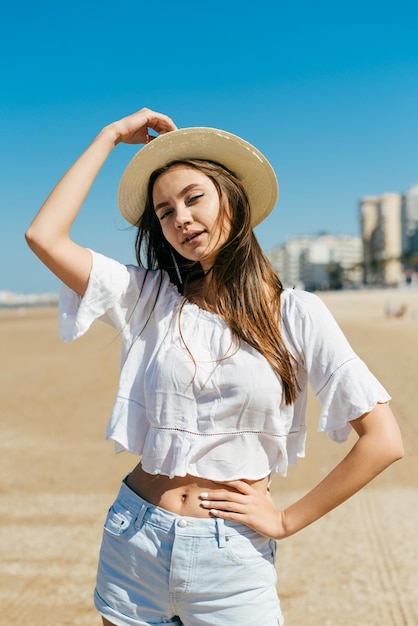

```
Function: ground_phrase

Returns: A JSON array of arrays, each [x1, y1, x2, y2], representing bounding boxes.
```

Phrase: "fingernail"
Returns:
[[200, 492, 208, 499], [201, 500, 210, 507], [210, 509, 218, 516]]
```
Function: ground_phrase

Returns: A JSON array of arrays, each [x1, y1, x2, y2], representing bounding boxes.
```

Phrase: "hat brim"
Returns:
[[118, 127, 279, 228]]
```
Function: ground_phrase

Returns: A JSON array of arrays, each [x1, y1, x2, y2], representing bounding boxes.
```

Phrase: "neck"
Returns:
[[184, 271, 217, 311]]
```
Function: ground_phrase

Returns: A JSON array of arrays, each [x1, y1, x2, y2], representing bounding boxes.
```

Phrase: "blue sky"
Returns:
[[2, 0, 418, 293]]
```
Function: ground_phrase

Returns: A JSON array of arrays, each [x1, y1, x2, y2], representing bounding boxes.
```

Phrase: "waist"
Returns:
[[126, 462, 269, 518], [117, 479, 269, 540]]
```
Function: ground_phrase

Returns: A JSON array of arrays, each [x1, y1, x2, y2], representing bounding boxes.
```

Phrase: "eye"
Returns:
[[187, 193, 204, 204], [158, 208, 173, 220]]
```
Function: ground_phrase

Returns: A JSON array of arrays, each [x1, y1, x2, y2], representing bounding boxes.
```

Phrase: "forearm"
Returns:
[[24, 107, 177, 295], [25, 125, 118, 252], [281, 406, 403, 538], [198, 405, 403, 541]]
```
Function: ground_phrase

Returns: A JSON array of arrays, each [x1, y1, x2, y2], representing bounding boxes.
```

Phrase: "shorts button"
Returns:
[[177, 519, 188, 528]]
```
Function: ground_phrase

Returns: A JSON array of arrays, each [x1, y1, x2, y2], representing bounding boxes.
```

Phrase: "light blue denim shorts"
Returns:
[[94, 478, 283, 626]]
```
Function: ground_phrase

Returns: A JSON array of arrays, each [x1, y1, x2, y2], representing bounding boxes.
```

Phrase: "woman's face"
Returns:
[[152, 166, 230, 272]]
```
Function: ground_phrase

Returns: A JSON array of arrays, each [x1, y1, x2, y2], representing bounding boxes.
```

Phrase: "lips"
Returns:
[[183, 230, 205, 244]]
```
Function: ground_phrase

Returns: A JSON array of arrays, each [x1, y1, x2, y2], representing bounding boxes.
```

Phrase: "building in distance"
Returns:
[[360, 193, 402, 286], [360, 184, 418, 286], [267, 234, 363, 291], [401, 184, 418, 272]]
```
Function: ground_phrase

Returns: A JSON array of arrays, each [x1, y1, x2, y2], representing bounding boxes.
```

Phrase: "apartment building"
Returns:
[[267, 234, 363, 290], [401, 184, 418, 258], [360, 192, 403, 285]]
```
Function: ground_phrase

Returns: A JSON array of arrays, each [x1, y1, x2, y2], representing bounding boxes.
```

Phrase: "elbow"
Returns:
[[25, 224, 43, 253], [387, 414, 405, 464], [24, 226, 37, 251], [382, 431, 404, 468], [25, 224, 55, 258], [355, 403, 404, 468], [391, 438, 404, 464]]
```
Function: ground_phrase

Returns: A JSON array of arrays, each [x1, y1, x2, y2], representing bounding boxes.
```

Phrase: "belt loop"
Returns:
[[134, 504, 148, 530], [215, 517, 226, 548]]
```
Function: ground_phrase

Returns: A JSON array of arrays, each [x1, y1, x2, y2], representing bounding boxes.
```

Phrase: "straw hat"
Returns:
[[118, 127, 278, 227]]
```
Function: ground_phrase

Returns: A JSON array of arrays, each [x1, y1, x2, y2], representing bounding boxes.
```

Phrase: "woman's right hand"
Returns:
[[108, 107, 177, 146]]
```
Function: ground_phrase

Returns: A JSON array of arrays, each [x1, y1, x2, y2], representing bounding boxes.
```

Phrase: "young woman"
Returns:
[[26, 107, 403, 626]]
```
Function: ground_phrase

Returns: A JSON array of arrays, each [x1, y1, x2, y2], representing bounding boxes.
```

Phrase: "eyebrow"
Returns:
[[154, 183, 203, 212]]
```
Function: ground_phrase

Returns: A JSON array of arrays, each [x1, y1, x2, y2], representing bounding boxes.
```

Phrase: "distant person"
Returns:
[[395, 304, 407, 318], [385, 302, 408, 319], [384, 300, 393, 318], [25, 107, 403, 626]]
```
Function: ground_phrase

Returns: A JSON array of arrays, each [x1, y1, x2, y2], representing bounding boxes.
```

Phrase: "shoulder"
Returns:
[[280, 288, 353, 361], [281, 288, 330, 323], [88, 249, 178, 323], [280, 288, 324, 352], [90, 249, 172, 295]]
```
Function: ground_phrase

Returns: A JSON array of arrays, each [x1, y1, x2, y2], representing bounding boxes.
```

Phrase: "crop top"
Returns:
[[59, 250, 391, 481]]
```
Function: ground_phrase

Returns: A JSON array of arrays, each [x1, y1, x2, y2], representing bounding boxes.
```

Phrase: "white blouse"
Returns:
[[59, 250, 391, 481]]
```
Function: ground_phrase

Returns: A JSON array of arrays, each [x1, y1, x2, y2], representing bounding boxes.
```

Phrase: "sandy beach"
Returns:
[[1, 287, 418, 625]]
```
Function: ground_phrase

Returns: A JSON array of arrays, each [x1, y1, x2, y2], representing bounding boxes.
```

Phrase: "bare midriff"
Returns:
[[126, 461, 270, 518]]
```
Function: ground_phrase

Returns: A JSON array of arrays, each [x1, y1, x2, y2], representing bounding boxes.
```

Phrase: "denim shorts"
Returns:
[[94, 478, 283, 626]]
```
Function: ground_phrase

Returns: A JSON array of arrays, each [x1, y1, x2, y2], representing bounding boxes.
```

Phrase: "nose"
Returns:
[[175, 208, 193, 229]]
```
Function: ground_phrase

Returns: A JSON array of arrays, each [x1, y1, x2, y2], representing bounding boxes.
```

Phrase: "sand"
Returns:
[[1, 287, 418, 625]]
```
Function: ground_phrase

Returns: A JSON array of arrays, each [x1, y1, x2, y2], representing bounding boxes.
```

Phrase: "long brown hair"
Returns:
[[135, 159, 298, 405]]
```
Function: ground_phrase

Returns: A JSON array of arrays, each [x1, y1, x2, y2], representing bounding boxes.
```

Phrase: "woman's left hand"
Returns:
[[199, 481, 284, 539]]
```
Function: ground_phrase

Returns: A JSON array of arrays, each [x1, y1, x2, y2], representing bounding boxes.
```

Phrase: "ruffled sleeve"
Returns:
[[59, 250, 131, 341], [282, 290, 391, 443]]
